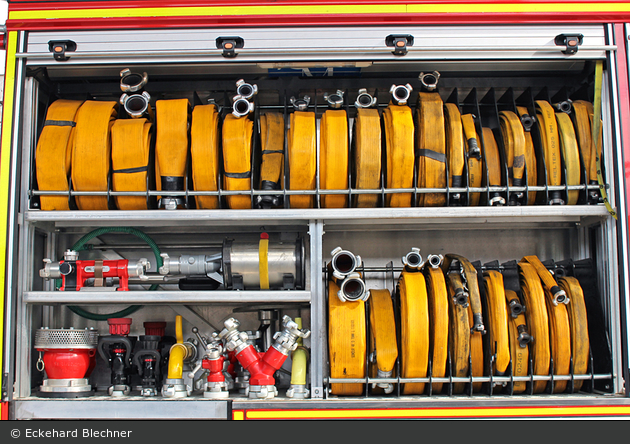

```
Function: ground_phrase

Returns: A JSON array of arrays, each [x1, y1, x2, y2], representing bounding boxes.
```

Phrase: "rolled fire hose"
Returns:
[[558, 276, 590, 391], [222, 113, 253, 209], [504, 289, 531, 394], [446, 273, 471, 394], [482, 270, 510, 376], [111, 118, 152, 210], [543, 277, 571, 393], [257, 112, 285, 209], [587, 100, 603, 196], [353, 108, 382, 208], [467, 303, 484, 393], [424, 264, 449, 394], [155, 99, 190, 209], [398, 269, 429, 395], [521, 255, 569, 306], [535, 100, 564, 205], [416, 92, 447, 207], [571, 100, 593, 184], [190, 104, 220, 209], [499, 110, 527, 204], [555, 111, 581, 205], [320, 109, 349, 208], [368, 289, 398, 394], [35, 99, 84, 211], [516, 106, 538, 205], [440, 254, 485, 333], [383, 103, 415, 207], [328, 278, 366, 396], [287, 111, 316, 208], [461, 113, 482, 206], [482, 128, 506, 206], [71, 101, 118, 210], [518, 261, 550, 393], [444, 103, 466, 205]]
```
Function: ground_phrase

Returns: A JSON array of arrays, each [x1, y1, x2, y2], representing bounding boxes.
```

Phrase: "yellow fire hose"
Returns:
[[467, 304, 484, 392], [482, 270, 510, 376], [190, 103, 220, 209], [368, 289, 398, 394], [482, 127, 505, 205], [535, 100, 563, 204], [504, 289, 531, 394], [71, 100, 118, 210], [544, 280, 571, 393], [383, 102, 415, 207], [258, 112, 285, 208], [287, 111, 316, 208], [441, 254, 485, 334], [353, 108, 382, 208], [425, 265, 449, 394], [446, 273, 471, 394], [516, 106, 538, 205], [499, 110, 527, 202], [320, 109, 349, 208], [222, 113, 253, 209], [444, 103, 465, 204], [35, 99, 84, 211], [555, 111, 581, 205], [416, 92, 447, 207], [461, 113, 482, 206], [571, 100, 593, 184]]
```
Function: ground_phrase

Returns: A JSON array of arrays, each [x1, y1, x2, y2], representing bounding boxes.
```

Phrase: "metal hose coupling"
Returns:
[[489, 194, 507, 206], [235, 79, 258, 100], [218, 317, 251, 354], [372, 369, 394, 394], [553, 100, 573, 114], [336, 273, 369, 303], [516, 324, 533, 348], [324, 90, 345, 109], [419, 71, 440, 91], [272, 315, 311, 356], [232, 94, 255, 118], [427, 254, 444, 268], [355, 88, 377, 109], [452, 287, 469, 307], [290, 95, 311, 111], [402, 247, 424, 271], [120, 68, 148, 93], [550, 285, 570, 305], [389, 83, 412, 105], [329, 246, 361, 279], [508, 298, 526, 317], [120, 91, 151, 118]]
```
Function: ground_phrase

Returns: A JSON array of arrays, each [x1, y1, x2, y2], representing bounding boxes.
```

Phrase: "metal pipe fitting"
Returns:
[[389, 83, 412, 105], [120, 68, 149, 93], [329, 247, 361, 279], [232, 94, 255, 118], [120, 91, 151, 118], [551, 286, 570, 305], [290, 95, 310, 111], [158, 253, 221, 276], [354, 88, 377, 109], [324, 90, 344, 109], [516, 324, 533, 348], [489, 194, 507, 206], [427, 254, 444, 268], [372, 369, 394, 394], [553, 100, 573, 114], [218, 318, 251, 355], [336, 273, 369, 303], [419, 71, 440, 91], [402, 247, 424, 271], [271, 315, 311, 356], [508, 298, 526, 318], [235, 79, 258, 100], [452, 287, 469, 307]]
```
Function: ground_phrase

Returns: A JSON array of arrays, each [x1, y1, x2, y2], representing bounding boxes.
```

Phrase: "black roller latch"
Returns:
[[216, 36, 244, 58], [555, 33, 583, 55], [48, 40, 76, 62], [385, 34, 414, 56]]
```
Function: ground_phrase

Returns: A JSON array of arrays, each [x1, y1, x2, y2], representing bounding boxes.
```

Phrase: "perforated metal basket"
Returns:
[[34, 328, 98, 349]]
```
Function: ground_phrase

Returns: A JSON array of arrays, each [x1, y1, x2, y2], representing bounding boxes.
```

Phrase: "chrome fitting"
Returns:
[[158, 197, 186, 210], [336, 273, 370, 303], [108, 384, 131, 397], [203, 381, 230, 398], [120, 68, 148, 93], [452, 287, 469, 307], [235, 79, 258, 100], [158, 253, 221, 276], [248, 384, 278, 399], [290, 95, 311, 112], [40, 258, 60, 279], [330, 247, 361, 279], [553, 99, 573, 114], [489, 195, 506, 206], [127, 258, 151, 281], [218, 317, 251, 354], [232, 95, 255, 118], [120, 91, 151, 118], [402, 247, 424, 271], [272, 315, 311, 356], [286, 384, 310, 399], [324, 90, 344, 109], [64, 250, 79, 261], [419, 71, 440, 91], [372, 369, 394, 394], [161, 378, 191, 398], [516, 324, 533, 348], [427, 254, 444, 269], [389, 83, 413, 105], [354, 88, 377, 109], [551, 287, 570, 306], [508, 298, 526, 318]]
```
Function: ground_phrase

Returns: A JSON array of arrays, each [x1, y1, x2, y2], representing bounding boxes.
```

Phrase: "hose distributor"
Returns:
[[219, 315, 310, 399]]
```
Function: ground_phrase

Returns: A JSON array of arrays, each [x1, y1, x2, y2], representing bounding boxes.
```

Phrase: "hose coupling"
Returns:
[[272, 315, 311, 356], [551, 286, 570, 305], [427, 254, 444, 268], [508, 298, 526, 318], [336, 273, 370, 303], [330, 247, 361, 279], [489, 194, 506, 206], [355, 88, 377, 109], [120, 91, 151, 118], [389, 83, 412, 105], [419, 71, 440, 91], [519, 113, 535, 132], [516, 324, 533, 348], [553, 100, 573, 114], [372, 369, 394, 394], [452, 287, 469, 307], [324, 90, 344, 109], [120, 68, 148, 93], [290, 95, 311, 111], [471, 313, 486, 334], [402, 247, 424, 271], [218, 318, 251, 354], [235, 79, 258, 100], [232, 95, 255, 118]]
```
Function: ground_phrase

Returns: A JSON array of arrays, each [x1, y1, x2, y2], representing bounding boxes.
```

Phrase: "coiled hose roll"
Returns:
[[67, 227, 163, 321]]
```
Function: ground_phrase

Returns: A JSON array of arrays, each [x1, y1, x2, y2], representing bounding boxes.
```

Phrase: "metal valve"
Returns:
[[235, 79, 258, 100], [402, 247, 424, 271], [419, 71, 440, 91], [290, 95, 311, 112], [232, 95, 255, 118], [120, 91, 151, 118], [324, 90, 344, 109], [389, 83, 412, 105], [354, 88, 377, 109], [120, 68, 149, 93], [272, 315, 311, 355]]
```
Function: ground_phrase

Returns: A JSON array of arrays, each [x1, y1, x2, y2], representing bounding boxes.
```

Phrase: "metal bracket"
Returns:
[[48, 40, 77, 62], [216, 36, 244, 58], [385, 34, 414, 56], [554, 33, 583, 55]]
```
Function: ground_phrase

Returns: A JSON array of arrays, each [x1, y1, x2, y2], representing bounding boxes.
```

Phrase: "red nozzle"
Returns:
[[144, 321, 166, 337], [108, 318, 132, 336]]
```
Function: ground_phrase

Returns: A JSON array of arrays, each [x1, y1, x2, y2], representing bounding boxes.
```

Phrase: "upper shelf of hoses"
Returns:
[[326, 249, 612, 397], [32, 69, 606, 211]]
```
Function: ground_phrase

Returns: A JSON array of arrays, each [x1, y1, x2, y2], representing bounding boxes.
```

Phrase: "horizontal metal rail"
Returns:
[[327, 373, 613, 384]]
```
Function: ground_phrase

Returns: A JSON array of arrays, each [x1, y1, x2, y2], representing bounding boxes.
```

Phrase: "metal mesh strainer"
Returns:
[[34, 328, 98, 349]]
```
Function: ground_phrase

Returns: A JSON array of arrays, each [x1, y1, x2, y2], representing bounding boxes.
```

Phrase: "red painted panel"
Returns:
[[1, 403, 8, 420], [613, 25, 630, 219]]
